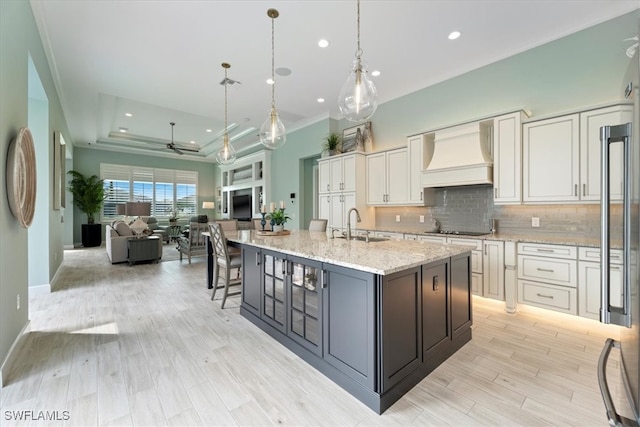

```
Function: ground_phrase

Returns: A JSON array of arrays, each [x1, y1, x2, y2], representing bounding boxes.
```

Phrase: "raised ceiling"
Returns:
[[31, 0, 640, 162]]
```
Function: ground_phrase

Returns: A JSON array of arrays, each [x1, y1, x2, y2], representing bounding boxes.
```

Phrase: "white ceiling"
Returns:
[[31, 0, 640, 162]]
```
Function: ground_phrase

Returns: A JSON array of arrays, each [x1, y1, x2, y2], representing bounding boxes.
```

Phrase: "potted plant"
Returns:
[[168, 209, 180, 225], [322, 132, 342, 157], [267, 209, 291, 232], [67, 170, 108, 247]]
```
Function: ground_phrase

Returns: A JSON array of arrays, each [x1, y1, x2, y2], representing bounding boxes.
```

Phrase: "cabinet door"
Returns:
[[329, 193, 344, 229], [366, 152, 386, 204], [380, 267, 422, 392], [386, 149, 409, 204], [580, 105, 632, 201], [493, 112, 522, 204], [482, 241, 505, 300], [408, 135, 428, 204], [318, 160, 331, 194], [422, 260, 450, 360], [329, 157, 344, 192], [342, 154, 357, 192], [288, 256, 322, 356], [523, 114, 579, 202], [323, 264, 376, 390], [318, 194, 331, 227], [261, 250, 287, 332], [450, 253, 472, 340], [341, 192, 357, 230], [578, 261, 623, 320], [241, 246, 262, 317]]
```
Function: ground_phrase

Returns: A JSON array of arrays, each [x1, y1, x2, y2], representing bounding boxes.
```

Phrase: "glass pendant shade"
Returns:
[[259, 107, 286, 149], [338, 58, 378, 122], [216, 135, 236, 165]]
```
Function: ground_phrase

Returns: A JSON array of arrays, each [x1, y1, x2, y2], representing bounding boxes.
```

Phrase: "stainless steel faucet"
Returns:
[[346, 207, 361, 240]]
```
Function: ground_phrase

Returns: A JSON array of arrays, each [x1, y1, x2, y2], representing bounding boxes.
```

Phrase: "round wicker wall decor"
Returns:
[[6, 127, 37, 228]]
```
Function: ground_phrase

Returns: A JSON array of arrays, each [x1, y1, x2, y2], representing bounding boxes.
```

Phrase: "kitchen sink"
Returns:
[[334, 235, 389, 243]]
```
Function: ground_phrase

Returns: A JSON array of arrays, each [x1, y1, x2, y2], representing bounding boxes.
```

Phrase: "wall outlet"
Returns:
[[419, 215, 425, 223], [16, 294, 20, 310], [532, 217, 540, 227], [395, 215, 401, 223]]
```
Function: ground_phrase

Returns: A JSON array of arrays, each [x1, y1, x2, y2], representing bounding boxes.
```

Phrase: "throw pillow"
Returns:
[[115, 221, 134, 236]]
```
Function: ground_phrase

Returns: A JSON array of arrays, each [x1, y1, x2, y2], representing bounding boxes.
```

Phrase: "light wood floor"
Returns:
[[0, 246, 631, 426]]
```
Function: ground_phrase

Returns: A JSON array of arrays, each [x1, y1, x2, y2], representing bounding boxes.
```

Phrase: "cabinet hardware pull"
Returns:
[[484, 244, 487, 256], [282, 261, 287, 276], [321, 269, 326, 289], [494, 188, 497, 198], [327, 184, 330, 191], [536, 293, 554, 299], [611, 266, 622, 271], [433, 275, 439, 291], [536, 248, 554, 253], [537, 268, 554, 273], [574, 184, 578, 196], [256, 253, 260, 266], [583, 183, 586, 196], [420, 192, 423, 201]]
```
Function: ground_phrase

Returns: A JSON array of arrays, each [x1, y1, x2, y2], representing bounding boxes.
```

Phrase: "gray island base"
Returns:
[[227, 230, 473, 414]]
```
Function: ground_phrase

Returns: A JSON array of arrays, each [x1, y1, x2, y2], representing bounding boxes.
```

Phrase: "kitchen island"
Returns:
[[226, 230, 473, 414]]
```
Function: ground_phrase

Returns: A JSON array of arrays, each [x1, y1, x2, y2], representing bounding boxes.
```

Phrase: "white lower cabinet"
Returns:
[[482, 240, 505, 301], [578, 247, 623, 320], [447, 237, 484, 297], [517, 242, 578, 315]]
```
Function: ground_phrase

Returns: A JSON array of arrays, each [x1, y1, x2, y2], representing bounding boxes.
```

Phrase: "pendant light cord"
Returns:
[[355, 0, 362, 59], [270, 13, 276, 110]]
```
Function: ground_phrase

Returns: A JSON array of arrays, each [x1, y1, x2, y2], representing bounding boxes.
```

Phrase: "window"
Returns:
[[101, 164, 197, 221]]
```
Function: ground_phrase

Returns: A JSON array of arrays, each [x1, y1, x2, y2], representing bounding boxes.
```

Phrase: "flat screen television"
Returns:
[[232, 194, 252, 221]]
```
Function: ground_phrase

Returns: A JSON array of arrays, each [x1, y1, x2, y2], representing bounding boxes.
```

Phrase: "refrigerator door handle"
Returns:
[[598, 338, 636, 427], [600, 123, 632, 327]]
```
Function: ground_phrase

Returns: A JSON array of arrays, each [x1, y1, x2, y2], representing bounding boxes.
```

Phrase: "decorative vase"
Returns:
[[273, 224, 284, 233]]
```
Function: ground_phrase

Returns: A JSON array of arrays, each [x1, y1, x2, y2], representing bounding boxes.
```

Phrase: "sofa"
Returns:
[[141, 216, 169, 243], [106, 220, 163, 264]]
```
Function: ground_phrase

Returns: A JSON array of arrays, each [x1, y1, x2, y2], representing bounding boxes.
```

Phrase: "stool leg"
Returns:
[[211, 260, 220, 300], [221, 267, 231, 309]]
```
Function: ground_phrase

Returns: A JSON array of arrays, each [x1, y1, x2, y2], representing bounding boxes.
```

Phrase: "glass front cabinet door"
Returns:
[[262, 250, 287, 333], [287, 255, 323, 356]]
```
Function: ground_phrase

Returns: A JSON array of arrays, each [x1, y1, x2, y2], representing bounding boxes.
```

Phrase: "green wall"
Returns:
[[0, 0, 71, 373], [71, 147, 217, 244]]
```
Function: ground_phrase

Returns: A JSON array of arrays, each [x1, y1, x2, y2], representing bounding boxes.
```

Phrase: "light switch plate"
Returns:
[[395, 215, 401, 222], [532, 217, 540, 227], [419, 215, 425, 223]]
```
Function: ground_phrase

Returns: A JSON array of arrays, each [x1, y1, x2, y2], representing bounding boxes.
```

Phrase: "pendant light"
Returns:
[[260, 8, 286, 150], [338, 0, 378, 122], [216, 62, 237, 165]]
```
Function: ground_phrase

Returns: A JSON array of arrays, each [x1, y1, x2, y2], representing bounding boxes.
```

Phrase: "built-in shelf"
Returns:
[[219, 150, 271, 220]]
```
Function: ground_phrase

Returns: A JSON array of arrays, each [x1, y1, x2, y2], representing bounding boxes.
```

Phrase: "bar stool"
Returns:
[[209, 222, 242, 308]]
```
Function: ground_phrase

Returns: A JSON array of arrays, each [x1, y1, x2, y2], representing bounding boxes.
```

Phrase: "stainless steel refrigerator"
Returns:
[[598, 44, 640, 425]]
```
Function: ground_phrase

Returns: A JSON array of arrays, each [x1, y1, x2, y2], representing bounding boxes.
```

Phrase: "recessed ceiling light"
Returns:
[[119, 127, 127, 133], [206, 129, 212, 133], [371, 70, 381, 77], [266, 78, 275, 85], [317, 98, 325, 103], [125, 113, 133, 117], [190, 140, 196, 144], [448, 31, 461, 40], [318, 39, 329, 48]]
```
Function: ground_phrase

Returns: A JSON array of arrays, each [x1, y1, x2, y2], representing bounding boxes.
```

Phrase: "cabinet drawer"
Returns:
[[518, 280, 577, 314], [417, 235, 447, 244], [447, 237, 482, 251], [517, 242, 577, 259], [518, 255, 577, 287], [374, 231, 404, 240], [578, 246, 623, 264]]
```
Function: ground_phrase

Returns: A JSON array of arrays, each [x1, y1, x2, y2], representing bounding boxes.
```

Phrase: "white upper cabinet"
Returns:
[[523, 105, 631, 203], [366, 148, 409, 205], [407, 134, 433, 204], [318, 160, 330, 194], [493, 112, 525, 205], [523, 114, 580, 202], [579, 105, 632, 201]]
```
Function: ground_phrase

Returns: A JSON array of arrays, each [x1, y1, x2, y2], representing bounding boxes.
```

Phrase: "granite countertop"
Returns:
[[226, 230, 473, 275], [368, 226, 605, 248]]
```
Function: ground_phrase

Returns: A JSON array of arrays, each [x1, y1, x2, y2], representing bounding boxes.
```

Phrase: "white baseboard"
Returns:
[[0, 320, 31, 387], [29, 283, 51, 296], [64, 244, 74, 250]]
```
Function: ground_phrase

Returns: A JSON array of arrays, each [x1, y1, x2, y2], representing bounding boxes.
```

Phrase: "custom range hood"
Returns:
[[421, 121, 493, 188]]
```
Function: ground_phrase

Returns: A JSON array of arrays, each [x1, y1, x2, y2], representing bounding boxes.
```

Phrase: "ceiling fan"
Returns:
[[166, 122, 199, 155]]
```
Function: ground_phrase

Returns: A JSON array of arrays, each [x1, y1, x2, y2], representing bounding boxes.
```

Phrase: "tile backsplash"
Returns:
[[375, 184, 612, 239]]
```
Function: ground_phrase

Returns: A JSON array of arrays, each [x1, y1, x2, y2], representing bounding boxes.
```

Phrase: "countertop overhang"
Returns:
[[226, 230, 472, 275]]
